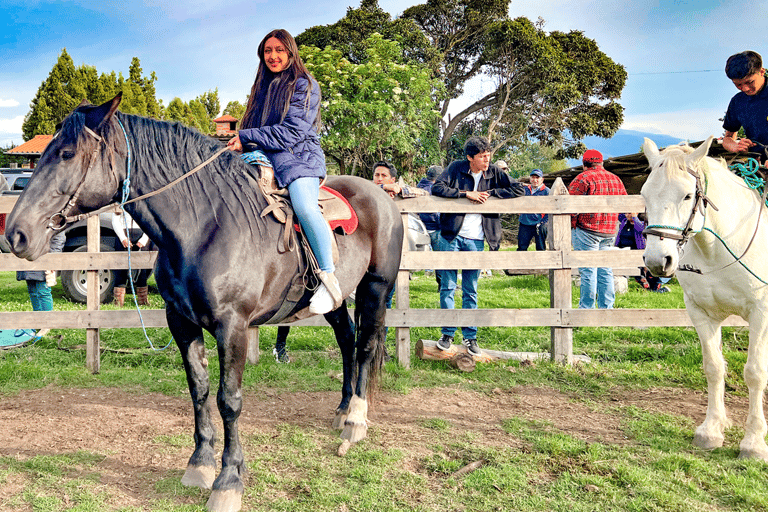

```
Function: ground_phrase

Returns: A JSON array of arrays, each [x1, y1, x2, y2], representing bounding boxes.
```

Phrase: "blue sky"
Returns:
[[2, 0, 767, 147]]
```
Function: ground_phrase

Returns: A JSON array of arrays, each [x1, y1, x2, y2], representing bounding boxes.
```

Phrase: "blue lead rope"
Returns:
[[116, 117, 173, 352]]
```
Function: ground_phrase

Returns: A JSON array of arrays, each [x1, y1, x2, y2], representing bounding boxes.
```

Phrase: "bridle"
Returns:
[[47, 126, 106, 231], [47, 117, 227, 231], [642, 165, 718, 249], [643, 158, 768, 275]]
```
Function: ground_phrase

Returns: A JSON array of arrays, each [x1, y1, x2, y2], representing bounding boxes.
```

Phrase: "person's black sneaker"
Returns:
[[436, 334, 454, 351], [464, 339, 481, 356]]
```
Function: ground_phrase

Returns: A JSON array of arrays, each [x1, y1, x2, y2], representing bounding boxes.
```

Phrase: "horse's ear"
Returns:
[[642, 137, 660, 166], [689, 136, 714, 164], [84, 93, 122, 133]]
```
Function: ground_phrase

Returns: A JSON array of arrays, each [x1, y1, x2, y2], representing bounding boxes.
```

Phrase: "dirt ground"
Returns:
[[0, 383, 755, 510]]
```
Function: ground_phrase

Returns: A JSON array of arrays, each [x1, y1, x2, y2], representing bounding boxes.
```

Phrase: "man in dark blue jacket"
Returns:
[[518, 169, 550, 252], [431, 136, 524, 356]]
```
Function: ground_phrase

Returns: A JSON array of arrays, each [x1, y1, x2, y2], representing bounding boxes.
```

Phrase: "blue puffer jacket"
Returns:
[[238, 77, 326, 188]]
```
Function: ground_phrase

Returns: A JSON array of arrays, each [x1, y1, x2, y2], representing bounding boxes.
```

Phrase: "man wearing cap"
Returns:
[[722, 51, 768, 158], [518, 169, 550, 252], [569, 149, 627, 309], [495, 160, 509, 172], [432, 136, 524, 356]]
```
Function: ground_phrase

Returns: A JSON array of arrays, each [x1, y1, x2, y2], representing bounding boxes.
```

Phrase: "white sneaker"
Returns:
[[309, 282, 338, 315]]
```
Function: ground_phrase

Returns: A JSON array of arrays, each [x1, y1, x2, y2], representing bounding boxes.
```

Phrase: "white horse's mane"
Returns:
[[655, 142, 728, 181]]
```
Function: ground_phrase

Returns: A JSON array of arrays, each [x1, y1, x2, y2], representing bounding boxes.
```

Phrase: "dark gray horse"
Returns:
[[5, 95, 403, 512]]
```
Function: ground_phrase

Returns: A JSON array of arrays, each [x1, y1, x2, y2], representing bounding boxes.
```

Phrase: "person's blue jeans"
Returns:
[[427, 230, 442, 288], [572, 227, 615, 309], [436, 235, 484, 339], [288, 177, 334, 273], [27, 280, 53, 311]]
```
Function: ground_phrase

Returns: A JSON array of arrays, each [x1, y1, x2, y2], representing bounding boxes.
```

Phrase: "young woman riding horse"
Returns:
[[226, 29, 341, 316], [4, 36, 402, 511]]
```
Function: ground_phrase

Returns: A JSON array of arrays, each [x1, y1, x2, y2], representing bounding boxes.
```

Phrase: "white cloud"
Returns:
[[622, 108, 724, 142], [0, 98, 20, 108], [0, 116, 25, 146]]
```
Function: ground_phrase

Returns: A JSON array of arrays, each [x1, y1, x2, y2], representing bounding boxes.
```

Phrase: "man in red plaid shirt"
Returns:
[[568, 149, 627, 309]]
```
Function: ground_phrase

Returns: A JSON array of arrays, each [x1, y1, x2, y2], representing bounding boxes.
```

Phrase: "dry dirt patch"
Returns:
[[0, 384, 754, 510]]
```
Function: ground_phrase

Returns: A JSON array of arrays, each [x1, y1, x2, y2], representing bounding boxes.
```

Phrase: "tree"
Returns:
[[22, 50, 162, 140], [198, 89, 221, 119], [301, 34, 443, 177], [223, 101, 246, 122], [402, 2, 627, 158], [297, 0, 438, 69]]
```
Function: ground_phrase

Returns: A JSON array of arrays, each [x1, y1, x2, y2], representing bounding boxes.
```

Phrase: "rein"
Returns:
[[49, 119, 228, 229]]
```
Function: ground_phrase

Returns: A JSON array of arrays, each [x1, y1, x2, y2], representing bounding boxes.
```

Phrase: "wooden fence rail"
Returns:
[[0, 181, 746, 372]]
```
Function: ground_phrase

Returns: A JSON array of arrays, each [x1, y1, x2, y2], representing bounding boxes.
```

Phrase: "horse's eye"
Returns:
[[61, 149, 76, 160], [684, 193, 693, 201]]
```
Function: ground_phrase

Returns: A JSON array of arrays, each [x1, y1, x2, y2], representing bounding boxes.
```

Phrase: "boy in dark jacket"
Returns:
[[431, 136, 524, 355]]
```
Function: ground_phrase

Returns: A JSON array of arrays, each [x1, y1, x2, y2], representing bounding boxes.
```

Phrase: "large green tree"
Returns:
[[297, 0, 438, 69], [402, 1, 626, 158], [302, 34, 442, 177], [22, 50, 162, 140]]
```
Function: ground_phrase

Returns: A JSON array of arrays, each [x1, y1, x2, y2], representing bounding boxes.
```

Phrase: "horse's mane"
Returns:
[[113, 112, 271, 232], [656, 142, 728, 180]]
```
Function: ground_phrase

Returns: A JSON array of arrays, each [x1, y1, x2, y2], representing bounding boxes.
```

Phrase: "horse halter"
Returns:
[[47, 126, 105, 231], [642, 165, 718, 248]]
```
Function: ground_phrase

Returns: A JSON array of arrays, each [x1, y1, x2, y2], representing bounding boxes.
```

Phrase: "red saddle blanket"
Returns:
[[294, 185, 358, 235]]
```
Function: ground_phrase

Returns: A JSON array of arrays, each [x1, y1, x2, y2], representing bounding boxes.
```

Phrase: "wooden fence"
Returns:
[[0, 180, 747, 372]]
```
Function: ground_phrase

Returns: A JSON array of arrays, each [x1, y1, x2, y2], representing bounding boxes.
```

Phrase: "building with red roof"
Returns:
[[6, 134, 54, 168]]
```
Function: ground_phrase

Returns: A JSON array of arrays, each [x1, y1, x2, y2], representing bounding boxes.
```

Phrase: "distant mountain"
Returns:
[[566, 129, 690, 167]]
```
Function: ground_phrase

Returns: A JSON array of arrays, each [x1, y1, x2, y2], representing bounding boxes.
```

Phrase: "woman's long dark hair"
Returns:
[[241, 29, 321, 131]]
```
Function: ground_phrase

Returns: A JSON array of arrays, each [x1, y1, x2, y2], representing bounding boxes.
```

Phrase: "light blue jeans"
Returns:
[[288, 177, 334, 273], [572, 227, 615, 309], [436, 235, 484, 339]]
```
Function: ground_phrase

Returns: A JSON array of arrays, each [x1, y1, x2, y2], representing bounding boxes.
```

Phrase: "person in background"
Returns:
[[615, 213, 669, 293], [17, 232, 65, 312], [517, 169, 550, 252], [417, 165, 443, 287], [112, 210, 153, 307], [569, 149, 627, 309], [372, 160, 428, 199], [432, 136, 524, 356], [494, 160, 509, 173], [722, 51, 768, 158]]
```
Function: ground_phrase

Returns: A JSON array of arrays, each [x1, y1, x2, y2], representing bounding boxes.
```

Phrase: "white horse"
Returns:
[[642, 136, 768, 460]]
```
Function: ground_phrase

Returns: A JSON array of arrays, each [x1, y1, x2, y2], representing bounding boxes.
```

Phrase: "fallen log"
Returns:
[[416, 339, 591, 364], [448, 352, 476, 372]]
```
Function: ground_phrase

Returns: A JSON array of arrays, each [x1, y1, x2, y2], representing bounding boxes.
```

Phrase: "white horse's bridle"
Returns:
[[642, 165, 718, 249]]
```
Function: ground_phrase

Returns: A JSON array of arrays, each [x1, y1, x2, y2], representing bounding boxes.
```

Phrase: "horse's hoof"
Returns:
[[693, 432, 724, 450], [341, 420, 368, 443], [739, 439, 768, 461], [181, 464, 216, 490], [337, 439, 352, 457], [206, 489, 242, 512], [332, 410, 348, 430]]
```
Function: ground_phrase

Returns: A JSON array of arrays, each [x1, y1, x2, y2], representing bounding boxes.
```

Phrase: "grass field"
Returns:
[[0, 270, 765, 512]]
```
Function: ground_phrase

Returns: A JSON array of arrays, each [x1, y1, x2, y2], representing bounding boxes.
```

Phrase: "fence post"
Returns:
[[86, 214, 101, 373], [395, 212, 411, 368], [549, 178, 573, 364], [247, 327, 260, 364]]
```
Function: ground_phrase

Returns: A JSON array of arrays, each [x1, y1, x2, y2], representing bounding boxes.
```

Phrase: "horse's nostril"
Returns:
[[7, 226, 28, 254], [664, 255, 674, 272]]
